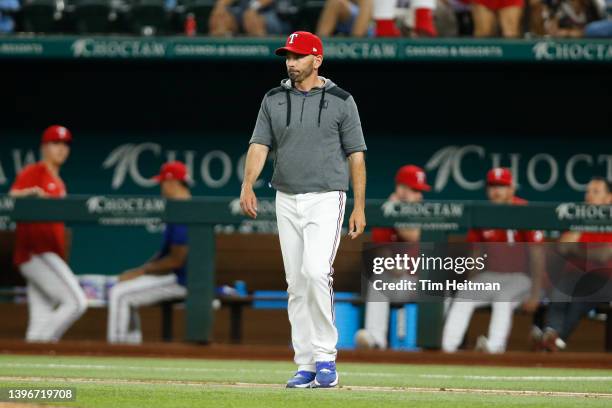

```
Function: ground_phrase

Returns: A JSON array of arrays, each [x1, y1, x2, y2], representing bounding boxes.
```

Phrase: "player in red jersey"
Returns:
[[540, 177, 612, 351], [442, 167, 545, 353], [355, 165, 431, 349], [10, 125, 87, 342]]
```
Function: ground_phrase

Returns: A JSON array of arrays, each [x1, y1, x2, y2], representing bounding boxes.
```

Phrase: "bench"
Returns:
[[215, 294, 363, 344], [157, 233, 366, 342]]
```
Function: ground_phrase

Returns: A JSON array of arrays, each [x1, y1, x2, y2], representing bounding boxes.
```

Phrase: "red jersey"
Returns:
[[371, 227, 402, 243], [467, 197, 544, 273], [371, 227, 420, 275], [579, 232, 612, 243], [578, 232, 612, 276], [11, 162, 67, 266]]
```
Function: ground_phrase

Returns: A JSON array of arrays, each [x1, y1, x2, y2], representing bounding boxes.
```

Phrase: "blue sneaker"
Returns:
[[286, 370, 316, 388], [314, 361, 339, 388]]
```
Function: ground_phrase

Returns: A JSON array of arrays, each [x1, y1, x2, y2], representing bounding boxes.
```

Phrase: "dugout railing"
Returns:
[[0, 195, 610, 344]]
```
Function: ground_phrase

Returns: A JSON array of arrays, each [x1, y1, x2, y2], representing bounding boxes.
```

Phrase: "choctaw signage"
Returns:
[[378, 201, 468, 231], [85, 195, 165, 230], [71, 38, 167, 58], [1, 37, 611, 62], [424, 146, 612, 193], [1, 141, 610, 200], [555, 203, 612, 232], [533, 41, 612, 62]]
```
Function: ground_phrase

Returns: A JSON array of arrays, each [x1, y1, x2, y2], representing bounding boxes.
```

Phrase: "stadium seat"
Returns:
[[128, 0, 168, 35], [73, 0, 114, 33], [21, 0, 63, 33]]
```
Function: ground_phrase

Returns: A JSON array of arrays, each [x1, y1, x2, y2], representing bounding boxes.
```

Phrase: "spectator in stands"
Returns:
[[435, 0, 473, 36], [107, 161, 190, 344], [354, 165, 431, 349], [584, 0, 612, 37], [541, 0, 605, 37], [316, 0, 374, 37], [442, 168, 545, 353], [539, 177, 612, 352], [526, 0, 548, 35], [0, 0, 19, 33], [209, 0, 292, 36], [374, 0, 438, 36], [471, 0, 524, 37]]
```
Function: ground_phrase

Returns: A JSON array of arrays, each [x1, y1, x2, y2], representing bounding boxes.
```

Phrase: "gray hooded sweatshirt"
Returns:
[[249, 77, 367, 194]]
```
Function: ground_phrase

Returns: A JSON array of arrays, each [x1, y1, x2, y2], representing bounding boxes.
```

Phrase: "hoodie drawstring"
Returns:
[[285, 90, 291, 127], [285, 85, 325, 127], [318, 87, 326, 127]]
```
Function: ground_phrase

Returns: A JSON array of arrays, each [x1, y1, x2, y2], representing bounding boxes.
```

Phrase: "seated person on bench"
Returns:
[[442, 168, 545, 354], [107, 161, 190, 344], [539, 177, 612, 352], [354, 164, 431, 349]]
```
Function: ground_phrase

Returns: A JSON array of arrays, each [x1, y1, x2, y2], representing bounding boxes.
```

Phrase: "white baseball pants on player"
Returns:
[[107, 273, 186, 344], [442, 272, 531, 353], [363, 275, 419, 349], [276, 190, 346, 371], [364, 300, 390, 348], [19, 252, 88, 342]]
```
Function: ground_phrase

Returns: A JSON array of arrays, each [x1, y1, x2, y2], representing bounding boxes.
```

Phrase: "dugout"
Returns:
[[0, 36, 610, 349]]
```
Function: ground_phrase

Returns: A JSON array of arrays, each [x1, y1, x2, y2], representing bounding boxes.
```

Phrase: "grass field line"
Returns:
[[421, 374, 612, 381], [3, 362, 612, 382], [1, 375, 612, 399]]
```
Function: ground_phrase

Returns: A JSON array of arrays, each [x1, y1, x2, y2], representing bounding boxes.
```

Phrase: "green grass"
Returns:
[[0, 354, 610, 407]]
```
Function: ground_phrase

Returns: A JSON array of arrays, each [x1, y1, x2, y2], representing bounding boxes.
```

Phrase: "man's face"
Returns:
[[161, 180, 180, 198], [486, 185, 514, 204], [286, 52, 320, 83], [394, 184, 423, 203], [42, 142, 70, 166], [585, 180, 612, 205]]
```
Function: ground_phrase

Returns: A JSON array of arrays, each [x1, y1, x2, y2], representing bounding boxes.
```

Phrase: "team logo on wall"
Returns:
[[86, 195, 165, 231], [533, 41, 612, 62], [71, 39, 167, 58], [381, 201, 464, 219], [102, 143, 244, 190], [555, 203, 612, 232], [381, 201, 466, 231], [424, 145, 611, 192]]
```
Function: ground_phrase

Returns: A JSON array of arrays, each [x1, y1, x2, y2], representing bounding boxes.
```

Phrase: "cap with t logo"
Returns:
[[486, 167, 513, 186], [41, 125, 73, 144], [152, 161, 192, 184], [275, 31, 324, 57], [395, 165, 431, 192]]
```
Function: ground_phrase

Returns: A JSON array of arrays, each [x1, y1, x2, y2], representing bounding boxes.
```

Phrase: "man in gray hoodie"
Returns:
[[240, 31, 367, 388]]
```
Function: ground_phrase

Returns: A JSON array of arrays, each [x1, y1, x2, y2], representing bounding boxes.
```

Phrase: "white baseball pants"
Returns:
[[107, 273, 186, 344], [363, 275, 419, 349], [364, 300, 390, 349], [442, 272, 531, 353], [276, 190, 346, 371], [19, 252, 88, 342]]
